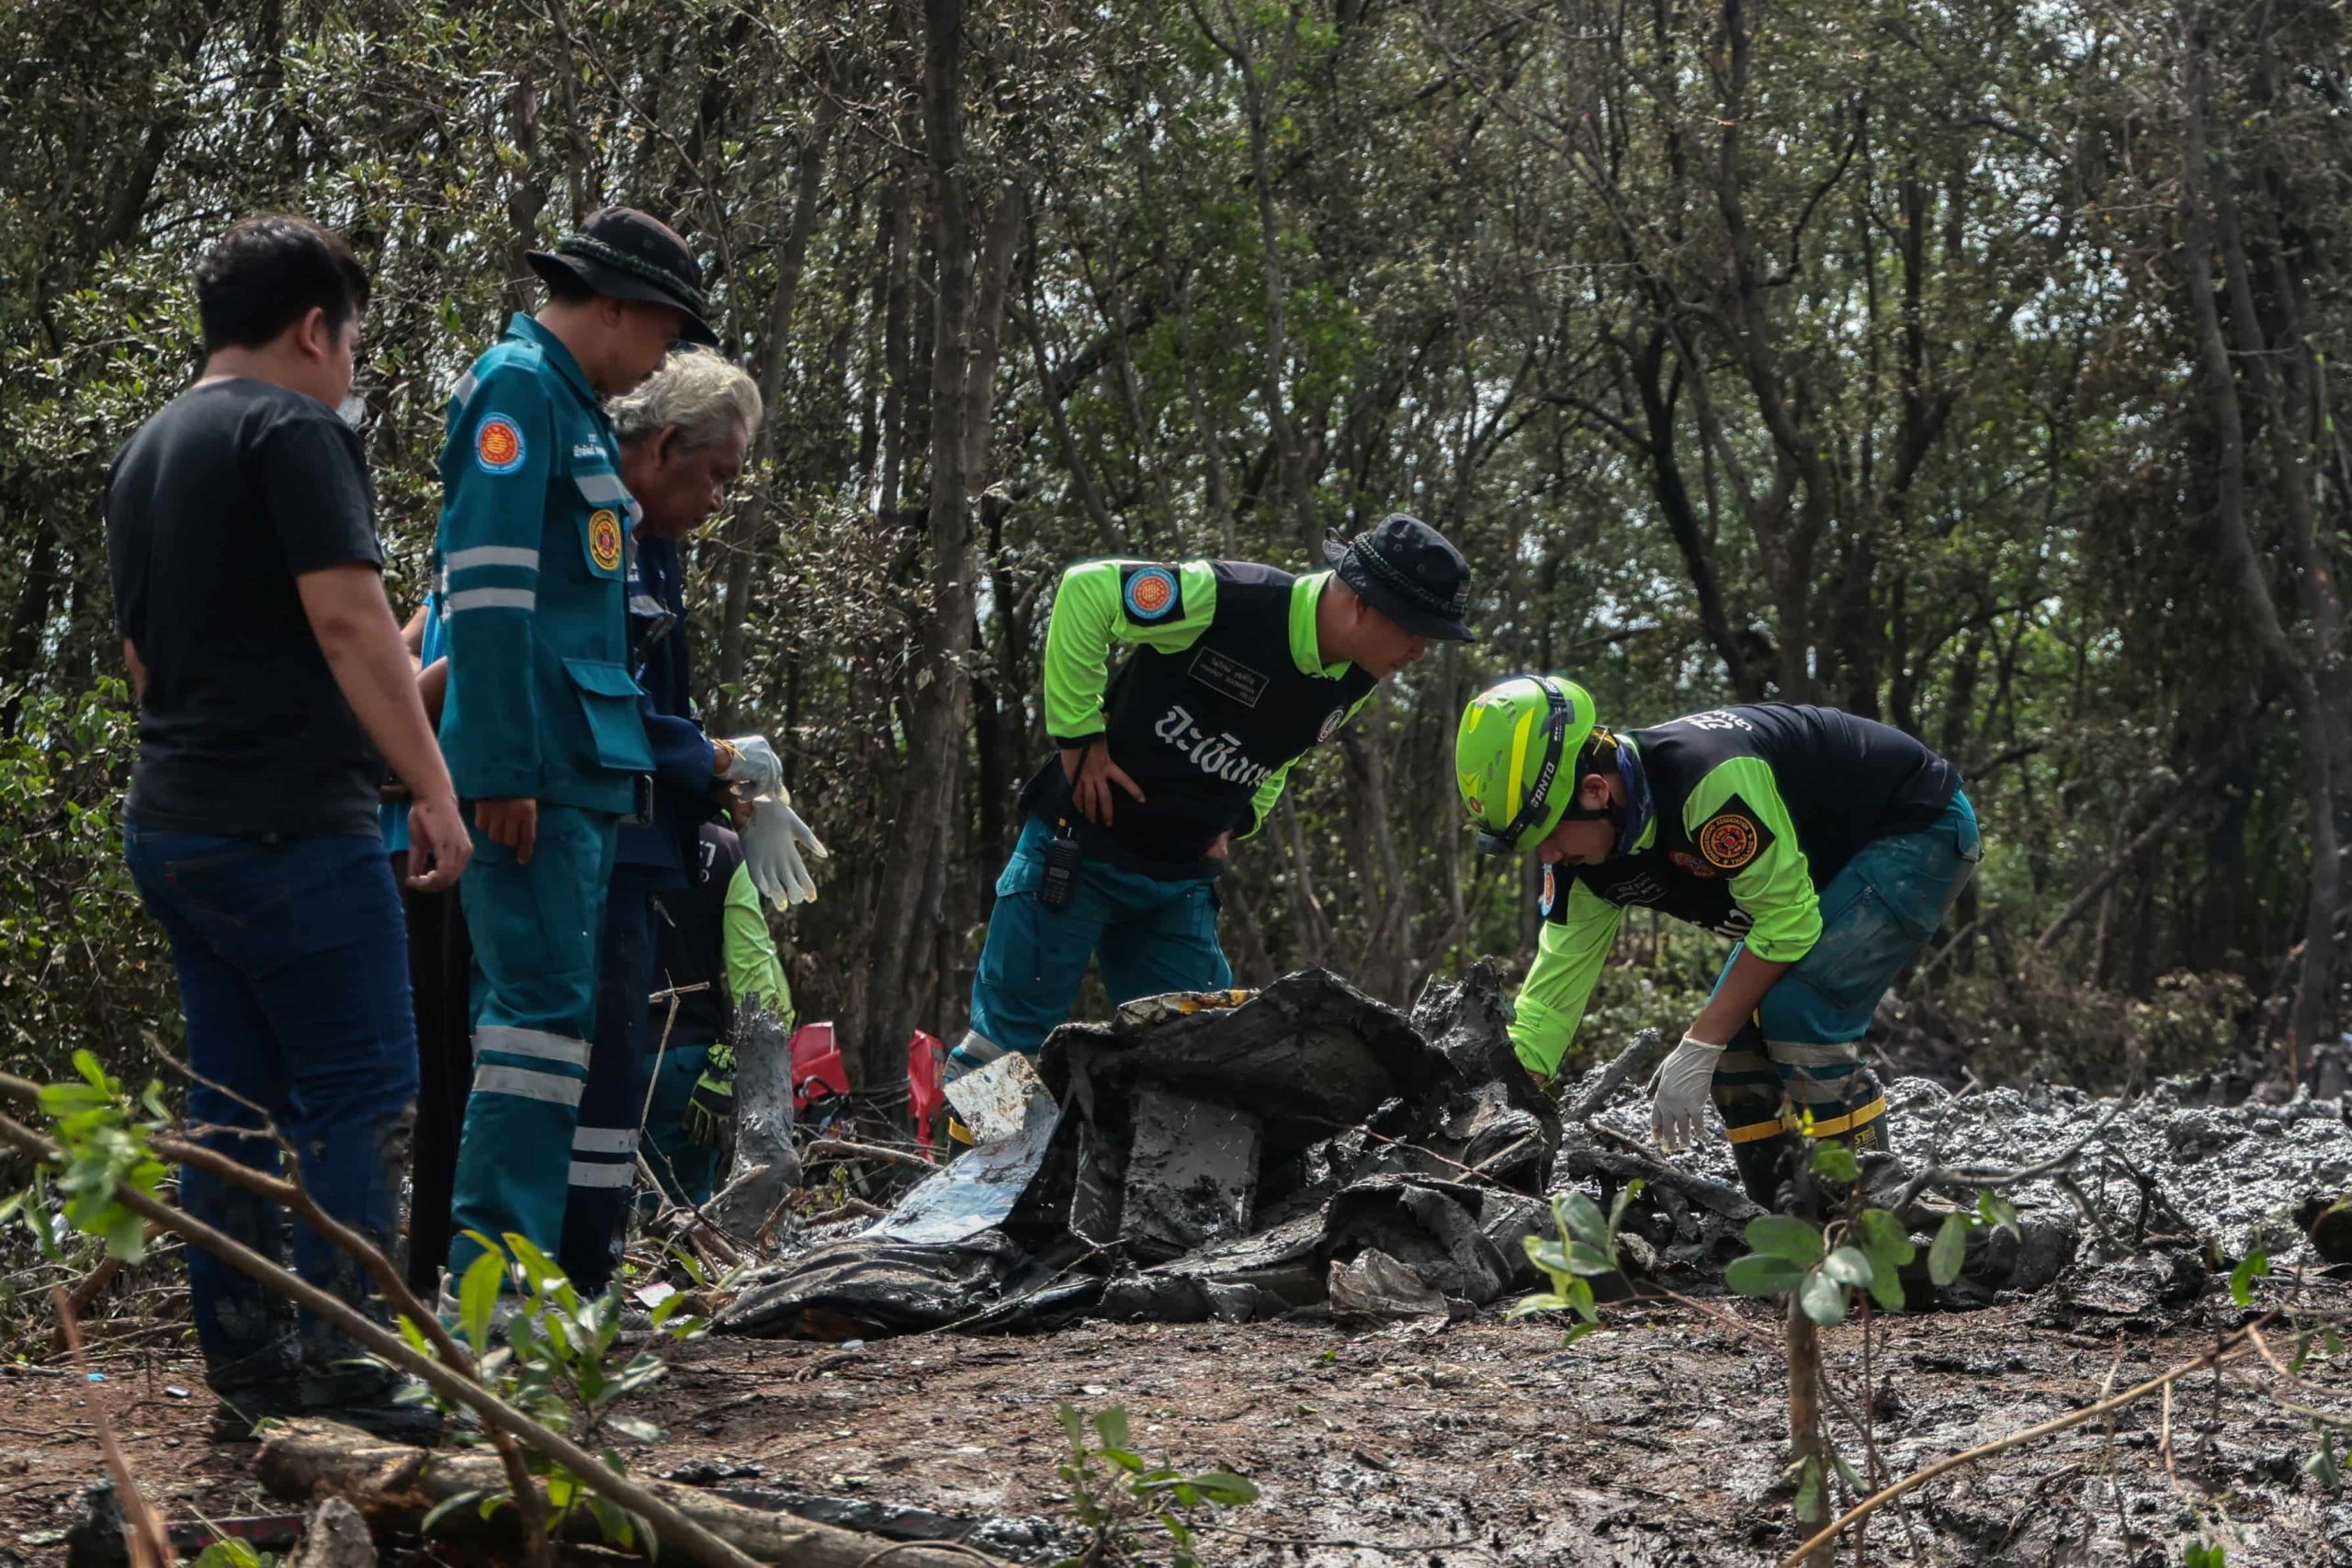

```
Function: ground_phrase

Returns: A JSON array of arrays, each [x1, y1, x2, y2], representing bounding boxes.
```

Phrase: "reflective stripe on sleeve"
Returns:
[[447, 546, 542, 573], [568, 1160, 637, 1189]]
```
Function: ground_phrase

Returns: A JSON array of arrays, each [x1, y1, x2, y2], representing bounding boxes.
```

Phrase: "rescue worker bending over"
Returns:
[[436, 207, 716, 1286], [641, 820, 796, 1208], [1453, 681, 1981, 1208], [951, 513, 1475, 1089]]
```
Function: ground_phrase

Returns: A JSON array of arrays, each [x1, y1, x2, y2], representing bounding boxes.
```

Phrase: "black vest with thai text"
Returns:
[[1018, 562, 1376, 878], [1547, 703, 1959, 930]]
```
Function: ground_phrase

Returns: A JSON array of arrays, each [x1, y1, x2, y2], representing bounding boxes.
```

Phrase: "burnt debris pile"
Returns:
[[719, 967, 2352, 1341], [718, 965, 1561, 1339]]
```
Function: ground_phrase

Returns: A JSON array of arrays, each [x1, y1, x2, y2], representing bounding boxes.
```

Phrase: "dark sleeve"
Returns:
[[255, 406, 383, 576]]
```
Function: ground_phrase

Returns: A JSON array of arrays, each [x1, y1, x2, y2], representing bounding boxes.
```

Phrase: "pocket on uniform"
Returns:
[[996, 847, 1046, 898], [562, 659, 655, 775], [1791, 882, 1919, 1013]]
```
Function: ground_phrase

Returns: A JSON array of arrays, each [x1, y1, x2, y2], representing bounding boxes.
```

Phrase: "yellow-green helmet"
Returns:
[[1455, 676, 1601, 854]]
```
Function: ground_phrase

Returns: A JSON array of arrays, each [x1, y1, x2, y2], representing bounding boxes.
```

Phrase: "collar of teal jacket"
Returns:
[[503, 312, 601, 410]]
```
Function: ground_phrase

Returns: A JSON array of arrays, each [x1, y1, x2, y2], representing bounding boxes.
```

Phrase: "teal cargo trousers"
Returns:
[[953, 817, 1231, 1082], [446, 805, 618, 1280], [1712, 790, 1982, 1201]]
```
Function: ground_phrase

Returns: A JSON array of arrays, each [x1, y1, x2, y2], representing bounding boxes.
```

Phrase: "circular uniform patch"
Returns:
[[1125, 567, 1179, 621], [589, 508, 623, 572], [1538, 863, 1557, 917], [1317, 706, 1348, 743], [1698, 812, 1760, 871], [475, 414, 526, 474]]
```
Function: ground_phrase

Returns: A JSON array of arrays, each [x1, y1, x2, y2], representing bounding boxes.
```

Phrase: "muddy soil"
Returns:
[[11, 1289, 2352, 1567]]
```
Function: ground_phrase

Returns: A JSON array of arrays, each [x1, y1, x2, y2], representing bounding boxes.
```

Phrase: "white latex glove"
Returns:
[[715, 734, 786, 799], [1648, 1034, 1725, 1152], [742, 789, 829, 907]]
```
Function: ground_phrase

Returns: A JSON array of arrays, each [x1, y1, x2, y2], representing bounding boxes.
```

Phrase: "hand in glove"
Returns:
[[1648, 1034, 1726, 1152], [713, 735, 786, 800], [743, 789, 829, 906], [682, 1044, 737, 1151]]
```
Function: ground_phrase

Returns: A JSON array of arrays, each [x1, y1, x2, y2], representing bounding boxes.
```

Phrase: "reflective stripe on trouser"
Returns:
[[559, 871, 662, 1292], [964, 816, 1232, 1058], [1710, 790, 1982, 1146], [447, 806, 618, 1280]]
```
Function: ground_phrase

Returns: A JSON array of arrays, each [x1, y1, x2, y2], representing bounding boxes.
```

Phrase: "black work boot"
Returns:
[[204, 1339, 303, 1441], [1730, 1132, 1804, 1211]]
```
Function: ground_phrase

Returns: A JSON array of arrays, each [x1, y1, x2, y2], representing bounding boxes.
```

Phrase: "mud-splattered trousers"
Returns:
[[123, 822, 417, 1391], [1711, 791, 1983, 1191]]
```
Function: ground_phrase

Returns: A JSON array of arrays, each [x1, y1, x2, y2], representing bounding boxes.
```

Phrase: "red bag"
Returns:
[[907, 1030, 946, 1153]]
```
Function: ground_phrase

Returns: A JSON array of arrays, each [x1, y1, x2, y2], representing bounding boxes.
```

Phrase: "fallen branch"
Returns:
[[805, 1138, 936, 1171], [257, 1421, 1014, 1568], [1566, 1029, 1665, 1122], [0, 1092, 753, 1568], [1774, 1321, 2266, 1568], [11, 1063, 561, 1568], [1890, 1095, 2129, 1214], [53, 1287, 170, 1568]]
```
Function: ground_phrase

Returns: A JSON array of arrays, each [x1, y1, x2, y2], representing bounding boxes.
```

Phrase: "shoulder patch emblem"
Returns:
[[589, 509, 623, 572], [1317, 706, 1348, 743], [1538, 863, 1557, 918], [475, 414, 526, 474], [1122, 564, 1182, 622], [1696, 795, 1770, 871]]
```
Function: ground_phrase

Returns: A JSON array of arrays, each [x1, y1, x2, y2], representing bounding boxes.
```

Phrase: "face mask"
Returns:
[[335, 392, 368, 428]]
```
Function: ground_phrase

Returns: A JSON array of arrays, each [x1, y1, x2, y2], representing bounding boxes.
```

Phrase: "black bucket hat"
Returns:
[[1321, 513, 1476, 641], [526, 206, 718, 346]]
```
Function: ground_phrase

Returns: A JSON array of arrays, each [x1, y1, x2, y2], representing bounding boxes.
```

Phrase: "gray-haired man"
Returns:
[[557, 348, 825, 1289]]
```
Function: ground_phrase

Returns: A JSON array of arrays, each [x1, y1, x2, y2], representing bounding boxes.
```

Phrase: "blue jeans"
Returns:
[[959, 817, 1232, 1069], [122, 821, 417, 1387], [1712, 791, 1983, 1151]]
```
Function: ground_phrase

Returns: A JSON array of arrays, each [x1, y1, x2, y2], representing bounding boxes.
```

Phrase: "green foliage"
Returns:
[[188, 1540, 272, 1568], [1728, 1198, 1951, 1327], [0, 0, 2330, 1099], [1511, 1186, 1637, 1342], [2305, 1427, 2342, 1491], [2185, 1539, 2227, 1568], [0, 683, 174, 1086], [2227, 1250, 2270, 1309], [401, 1230, 706, 1552], [1052, 1404, 1258, 1568], [12, 1049, 168, 1263]]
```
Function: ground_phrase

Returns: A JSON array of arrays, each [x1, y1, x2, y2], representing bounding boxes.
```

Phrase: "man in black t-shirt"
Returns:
[[105, 216, 470, 1444]]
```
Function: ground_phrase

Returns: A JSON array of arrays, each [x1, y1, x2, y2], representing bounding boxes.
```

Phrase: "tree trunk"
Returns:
[[863, 2, 1024, 1086], [715, 85, 841, 730], [2177, 6, 2341, 1067]]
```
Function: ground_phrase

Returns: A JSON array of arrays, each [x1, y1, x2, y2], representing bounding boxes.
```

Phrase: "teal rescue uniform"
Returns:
[[437, 315, 652, 1282]]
